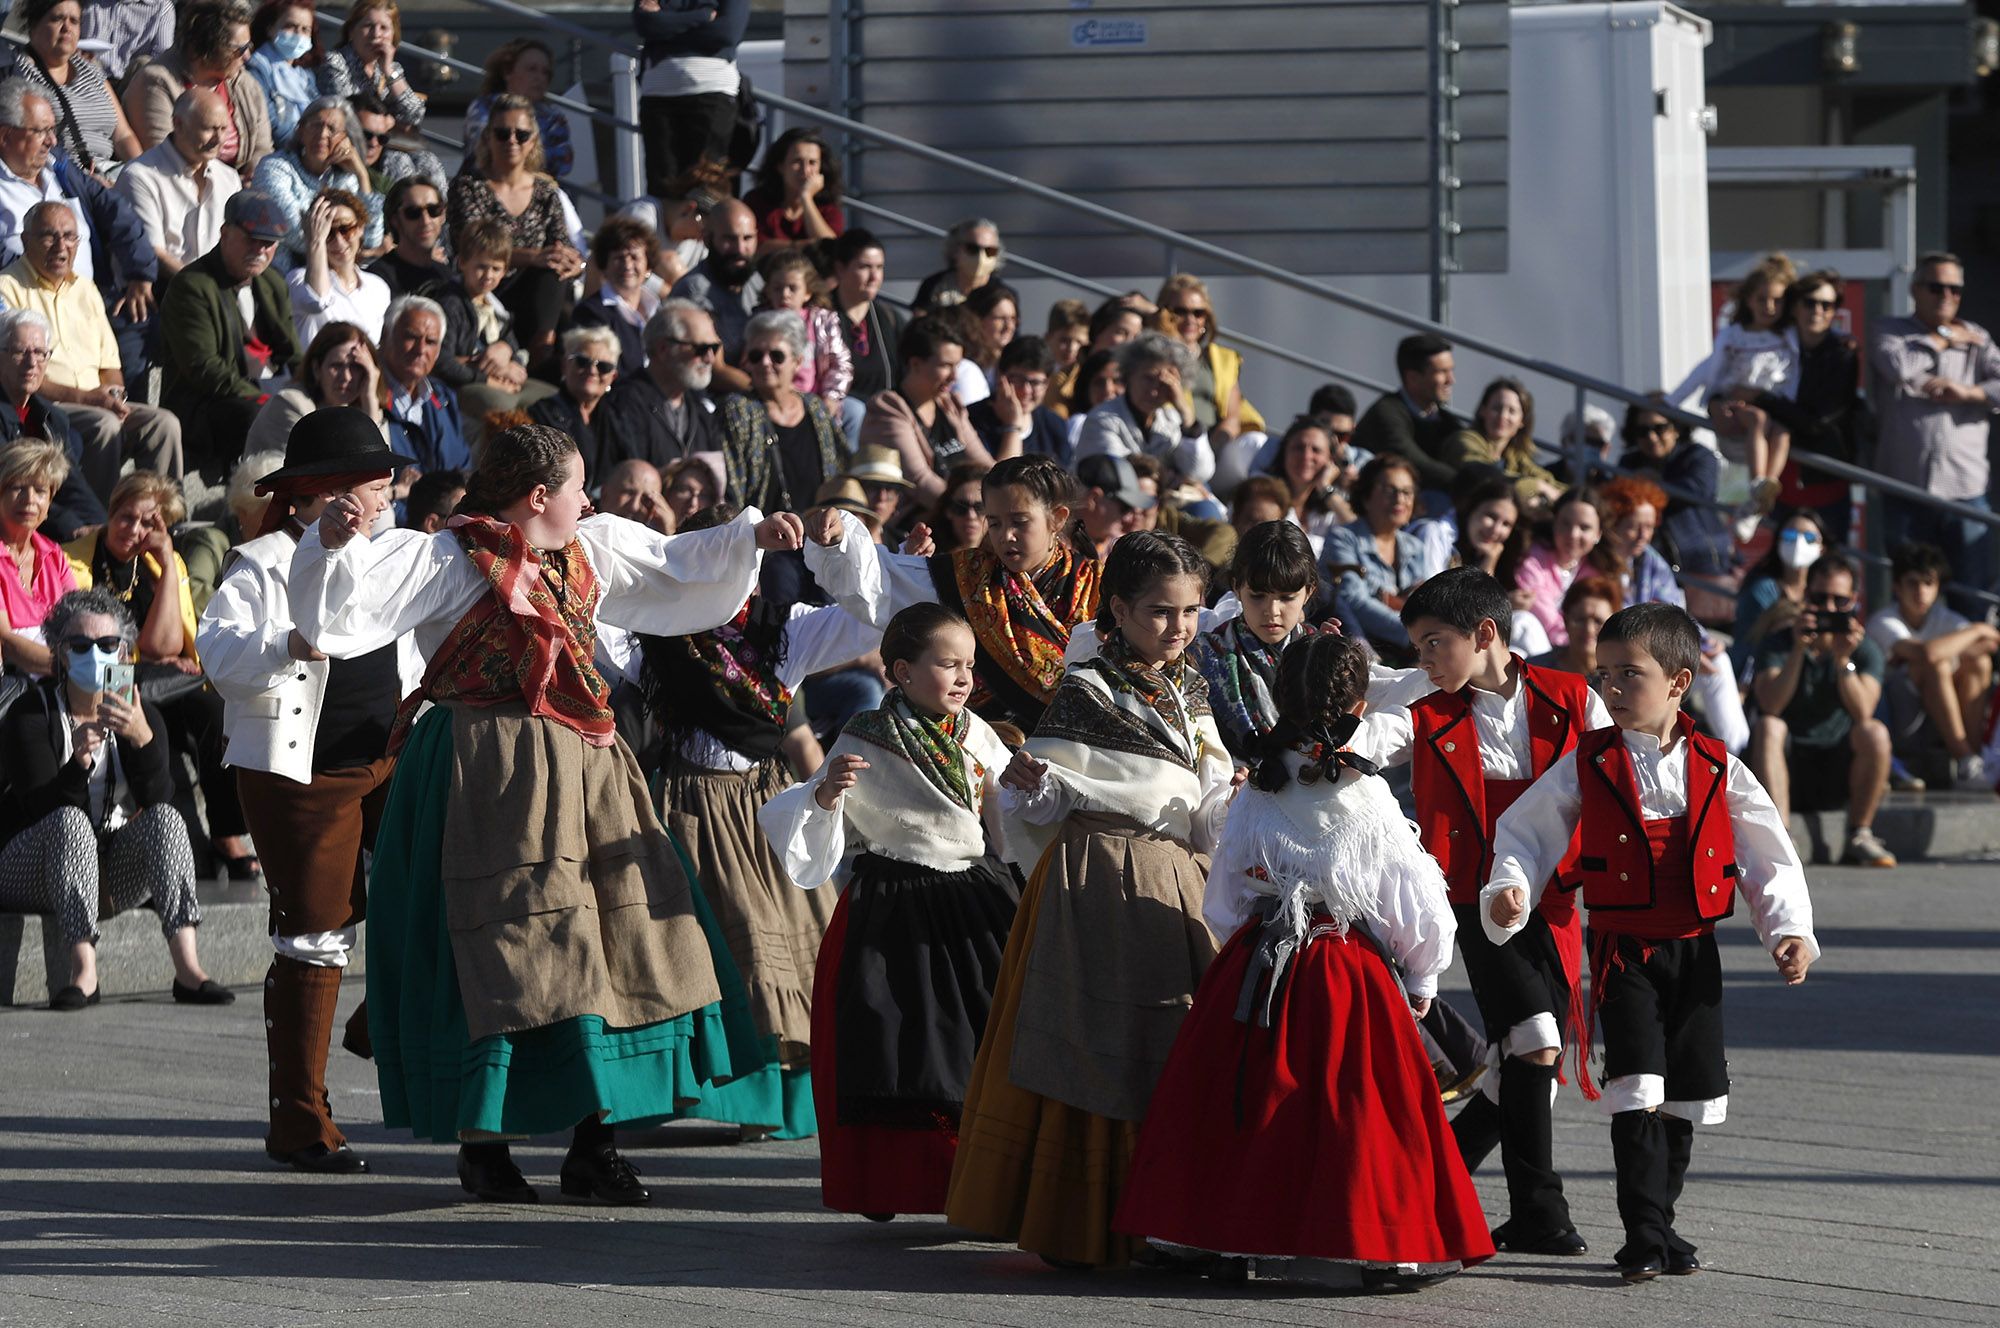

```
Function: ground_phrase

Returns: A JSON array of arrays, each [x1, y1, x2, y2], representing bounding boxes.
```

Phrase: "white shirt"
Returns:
[[1866, 602, 1971, 663], [1355, 663, 1614, 780], [288, 266, 392, 348], [640, 55, 741, 99], [0, 163, 92, 282], [114, 138, 240, 270], [1072, 395, 1214, 485]]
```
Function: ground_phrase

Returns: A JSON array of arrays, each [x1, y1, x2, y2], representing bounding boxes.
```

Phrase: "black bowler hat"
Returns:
[[256, 407, 419, 488]]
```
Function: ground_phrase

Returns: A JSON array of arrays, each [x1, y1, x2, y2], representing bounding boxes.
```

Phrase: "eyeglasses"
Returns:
[[330, 221, 361, 238], [398, 202, 444, 220], [1380, 486, 1419, 501], [488, 126, 535, 144], [228, 40, 253, 56], [568, 353, 617, 376], [13, 124, 57, 142], [363, 129, 392, 147], [962, 243, 1000, 259], [1641, 421, 1675, 437], [1005, 374, 1050, 395], [1799, 296, 1839, 312], [945, 498, 983, 518], [744, 347, 790, 365], [666, 338, 722, 356], [64, 635, 123, 654], [2, 344, 50, 361], [29, 230, 78, 246], [1923, 281, 1965, 296], [1327, 427, 1354, 443], [1167, 305, 1210, 321], [1807, 594, 1853, 609]]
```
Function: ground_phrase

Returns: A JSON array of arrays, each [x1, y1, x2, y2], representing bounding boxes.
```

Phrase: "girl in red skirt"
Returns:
[[1115, 632, 1495, 1286]]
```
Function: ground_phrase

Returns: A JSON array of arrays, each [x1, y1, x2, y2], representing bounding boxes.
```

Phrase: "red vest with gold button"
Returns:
[[1408, 659, 1596, 905], [1574, 715, 1738, 923]]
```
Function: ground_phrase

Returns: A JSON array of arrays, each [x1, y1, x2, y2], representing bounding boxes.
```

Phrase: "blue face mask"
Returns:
[[66, 643, 120, 693], [270, 30, 312, 61]]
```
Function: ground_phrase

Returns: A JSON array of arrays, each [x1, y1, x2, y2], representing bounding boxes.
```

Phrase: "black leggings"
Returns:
[[639, 91, 737, 198], [497, 266, 567, 371]]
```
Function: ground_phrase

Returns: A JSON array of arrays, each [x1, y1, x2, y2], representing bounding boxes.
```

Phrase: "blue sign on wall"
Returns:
[[1070, 17, 1147, 48]]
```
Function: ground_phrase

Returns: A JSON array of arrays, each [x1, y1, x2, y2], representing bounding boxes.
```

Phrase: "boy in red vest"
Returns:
[[1353, 566, 1610, 1257], [1485, 602, 1816, 1282]]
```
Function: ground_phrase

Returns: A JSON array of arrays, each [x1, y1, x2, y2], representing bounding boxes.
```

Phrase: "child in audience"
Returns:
[[759, 249, 854, 419]]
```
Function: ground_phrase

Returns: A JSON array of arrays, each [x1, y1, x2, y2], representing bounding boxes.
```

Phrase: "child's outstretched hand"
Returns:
[[1001, 748, 1047, 793], [1488, 886, 1527, 931], [900, 522, 935, 558], [804, 505, 845, 548], [755, 512, 805, 551], [814, 753, 868, 810], [1773, 936, 1812, 985]]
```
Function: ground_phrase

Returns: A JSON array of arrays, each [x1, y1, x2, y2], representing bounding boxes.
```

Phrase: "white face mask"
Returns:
[[1778, 530, 1822, 570]]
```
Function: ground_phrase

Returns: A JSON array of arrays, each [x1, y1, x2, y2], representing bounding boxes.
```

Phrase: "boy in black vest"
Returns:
[[1484, 603, 1817, 1282]]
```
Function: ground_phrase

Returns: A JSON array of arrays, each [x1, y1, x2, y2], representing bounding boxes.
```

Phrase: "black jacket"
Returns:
[[594, 375, 722, 479], [527, 388, 607, 486], [1351, 391, 1464, 493], [432, 280, 524, 391], [566, 289, 645, 377], [0, 678, 173, 846], [0, 386, 103, 540]]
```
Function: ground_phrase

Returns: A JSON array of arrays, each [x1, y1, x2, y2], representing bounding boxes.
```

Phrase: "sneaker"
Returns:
[[1888, 758, 1927, 793], [1951, 754, 1989, 792], [1841, 827, 1898, 868]]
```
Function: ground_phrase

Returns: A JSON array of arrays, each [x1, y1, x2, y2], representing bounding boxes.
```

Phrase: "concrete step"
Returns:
[[1793, 788, 2000, 865]]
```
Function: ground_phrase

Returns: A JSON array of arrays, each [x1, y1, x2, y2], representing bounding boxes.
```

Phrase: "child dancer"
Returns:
[[1189, 519, 1320, 765], [290, 421, 805, 1203], [758, 603, 1020, 1220], [1485, 602, 1817, 1281], [646, 502, 886, 1140], [848, 454, 1100, 732], [1116, 632, 1493, 1283], [1352, 566, 1611, 1256], [946, 531, 1233, 1269]]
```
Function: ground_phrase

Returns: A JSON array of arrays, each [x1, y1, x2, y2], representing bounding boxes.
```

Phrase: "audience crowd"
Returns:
[[1, 0, 1996, 1010]]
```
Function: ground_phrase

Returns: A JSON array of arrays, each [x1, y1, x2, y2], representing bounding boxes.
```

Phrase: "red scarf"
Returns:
[[389, 515, 614, 751]]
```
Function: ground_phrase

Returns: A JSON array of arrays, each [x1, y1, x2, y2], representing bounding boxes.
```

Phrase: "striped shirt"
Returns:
[[5, 53, 122, 169]]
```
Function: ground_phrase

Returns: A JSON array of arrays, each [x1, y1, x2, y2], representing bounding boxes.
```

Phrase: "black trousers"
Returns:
[[640, 91, 737, 197]]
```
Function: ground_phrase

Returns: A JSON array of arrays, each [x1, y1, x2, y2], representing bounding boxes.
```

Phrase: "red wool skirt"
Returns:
[[811, 889, 959, 1215], [1115, 915, 1495, 1267]]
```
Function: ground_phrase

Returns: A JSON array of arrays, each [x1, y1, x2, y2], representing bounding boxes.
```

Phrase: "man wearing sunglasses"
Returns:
[[595, 298, 723, 482], [114, 87, 240, 281], [1869, 251, 2000, 610], [368, 175, 451, 299]]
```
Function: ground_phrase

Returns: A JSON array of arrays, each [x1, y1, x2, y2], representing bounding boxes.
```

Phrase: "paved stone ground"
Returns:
[[2, 859, 1996, 1327]]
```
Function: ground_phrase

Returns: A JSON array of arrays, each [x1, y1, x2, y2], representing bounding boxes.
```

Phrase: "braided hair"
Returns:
[[1249, 632, 1372, 792]]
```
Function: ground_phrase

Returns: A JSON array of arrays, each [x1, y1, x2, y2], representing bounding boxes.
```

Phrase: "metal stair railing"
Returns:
[[336, 0, 2000, 539]]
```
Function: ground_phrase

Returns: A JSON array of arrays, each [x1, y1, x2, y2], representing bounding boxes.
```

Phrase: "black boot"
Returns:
[[1661, 1114, 1700, 1273], [1450, 1091, 1503, 1172], [1492, 1057, 1584, 1254], [1610, 1109, 1670, 1279], [457, 1142, 537, 1203], [560, 1114, 650, 1205]]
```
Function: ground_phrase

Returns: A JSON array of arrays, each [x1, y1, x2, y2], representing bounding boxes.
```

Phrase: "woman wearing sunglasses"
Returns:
[[720, 310, 845, 513], [1154, 273, 1267, 494], [528, 326, 621, 477], [1742, 270, 1864, 544], [911, 217, 1003, 313], [447, 93, 583, 377], [250, 95, 383, 272], [0, 588, 228, 1010]]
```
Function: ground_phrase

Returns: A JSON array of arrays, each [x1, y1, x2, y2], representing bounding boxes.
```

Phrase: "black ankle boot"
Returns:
[[457, 1143, 537, 1203]]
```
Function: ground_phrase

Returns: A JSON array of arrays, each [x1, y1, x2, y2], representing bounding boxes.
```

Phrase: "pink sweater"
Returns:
[[1515, 541, 1581, 647]]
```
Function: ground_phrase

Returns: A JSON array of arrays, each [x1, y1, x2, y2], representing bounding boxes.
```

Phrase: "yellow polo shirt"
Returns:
[[0, 256, 120, 392]]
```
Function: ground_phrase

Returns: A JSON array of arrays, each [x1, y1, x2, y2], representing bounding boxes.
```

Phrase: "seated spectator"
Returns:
[[352, 89, 445, 201], [721, 309, 845, 511], [1868, 541, 2000, 788], [1043, 298, 1089, 384], [315, 0, 425, 135], [741, 126, 843, 244], [1318, 454, 1434, 658], [5, 0, 143, 173], [593, 300, 723, 486], [432, 217, 555, 429], [1351, 333, 1462, 500], [1528, 574, 1621, 678], [644, 174, 717, 290], [245, 0, 320, 148], [829, 227, 902, 415], [78, 0, 174, 85], [842, 443, 911, 537], [401, 464, 464, 533], [1062, 347, 1122, 444], [1515, 485, 1603, 647], [756, 247, 852, 420], [1441, 377, 1562, 513], [1229, 474, 1291, 537], [1156, 273, 1266, 493], [1554, 402, 1618, 483], [287, 188, 389, 347], [858, 313, 989, 505], [599, 457, 671, 533], [1750, 552, 1897, 867], [568, 213, 658, 376], [527, 326, 620, 474], [1075, 452, 1152, 562], [1047, 297, 1144, 416], [0, 436, 79, 673], [247, 319, 387, 457], [114, 87, 240, 280], [252, 95, 381, 272], [0, 588, 231, 1008], [461, 39, 572, 179], [1263, 415, 1351, 550], [1587, 475, 1677, 607], [158, 188, 300, 480], [912, 216, 1001, 312], [1444, 473, 1527, 591], [63, 470, 254, 876], [366, 174, 449, 297], [0, 309, 101, 539], [961, 280, 1018, 390], [448, 92, 582, 375], [124, 0, 272, 180], [923, 460, 989, 556], [0, 202, 182, 501], [934, 300, 991, 407], [969, 334, 1069, 468], [1731, 508, 1827, 674], [662, 455, 717, 530], [1074, 331, 1213, 488], [668, 196, 759, 394], [377, 293, 465, 474], [1617, 402, 1732, 580]]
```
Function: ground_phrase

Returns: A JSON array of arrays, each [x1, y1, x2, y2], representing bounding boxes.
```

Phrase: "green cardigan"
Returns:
[[158, 247, 303, 418]]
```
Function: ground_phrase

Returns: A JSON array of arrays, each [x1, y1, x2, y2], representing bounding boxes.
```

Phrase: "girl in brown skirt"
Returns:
[[947, 531, 1234, 1268]]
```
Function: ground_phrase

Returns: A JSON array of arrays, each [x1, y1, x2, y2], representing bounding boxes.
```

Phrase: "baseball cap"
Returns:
[[225, 189, 289, 243], [1075, 453, 1156, 512]]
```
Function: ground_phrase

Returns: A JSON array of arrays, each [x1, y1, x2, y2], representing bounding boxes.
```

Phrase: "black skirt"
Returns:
[[833, 852, 1021, 1129]]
